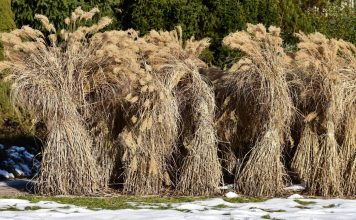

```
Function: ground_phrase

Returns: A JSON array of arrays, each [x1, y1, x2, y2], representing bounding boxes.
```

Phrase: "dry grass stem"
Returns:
[[220, 24, 293, 197]]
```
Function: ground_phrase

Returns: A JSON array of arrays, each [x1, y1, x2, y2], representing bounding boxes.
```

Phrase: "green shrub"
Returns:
[[309, 3, 356, 43], [0, 81, 34, 145], [12, 0, 121, 32], [0, 0, 16, 60], [0, 0, 34, 145], [0, 0, 15, 32], [11, 0, 355, 67], [120, 0, 315, 67]]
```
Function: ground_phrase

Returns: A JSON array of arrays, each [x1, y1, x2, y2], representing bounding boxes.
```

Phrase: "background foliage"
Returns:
[[9, 0, 356, 67], [12, 0, 122, 31], [0, 0, 34, 146], [0, 0, 16, 60]]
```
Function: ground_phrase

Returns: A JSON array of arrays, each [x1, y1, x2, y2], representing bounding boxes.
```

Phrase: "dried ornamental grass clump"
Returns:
[[200, 67, 239, 176], [220, 24, 295, 197], [119, 74, 179, 194], [0, 7, 220, 196], [2, 7, 355, 197], [75, 24, 176, 194], [96, 30, 181, 195], [337, 40, 356, 196], [87, 28, 145, 190], [135, 27, 221, 195], [293, 32, 356, 196], [291, 112, 319, 187], [342, 110, 356, 196], [0, 7, 122, 195]]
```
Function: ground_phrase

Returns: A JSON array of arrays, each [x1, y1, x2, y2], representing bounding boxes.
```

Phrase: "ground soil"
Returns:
[[0, 179, 32, 196]]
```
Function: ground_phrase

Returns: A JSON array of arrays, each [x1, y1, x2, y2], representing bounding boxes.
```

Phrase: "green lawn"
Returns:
[[0, 195, 265, 210]]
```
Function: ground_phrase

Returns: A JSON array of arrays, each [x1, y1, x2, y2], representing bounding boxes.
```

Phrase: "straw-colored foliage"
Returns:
[[1, 8, 355, 197], [0, 8, 139, 195], [294, 32, 356, 196], [134, 27, 221, 195], [0, 8, 221, 196], [118, 72, 179, 194], [216, 24, 294, 197], [342, 109, 356, 196], [291, 112, 319, 186]]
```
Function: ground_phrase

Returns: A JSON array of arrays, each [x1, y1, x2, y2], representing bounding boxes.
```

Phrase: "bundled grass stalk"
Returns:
[[89, 117, 119, 189], [176, 67, 221, 195], [0, 8, 121, 194], [338, 41, 356, 196], [342, 110, 356, 196], [119, 76, 179, 194], [294, 32, 356, 196], [291, 112, 319, 186], [239, 125, 288, 196], [201, 68, 242, 175], [138, 27, 221, 195], [311, 120, 343, 196], [86, 30, 143, 188], [76, 26, 153, 191], [222, 24, 294, 197], [88, 26, 179, 194], [344, 152, 356, 196], [37, 115, 100, 195]]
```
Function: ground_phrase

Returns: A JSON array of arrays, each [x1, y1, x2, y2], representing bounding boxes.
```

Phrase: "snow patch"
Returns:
[[225, 191, 239, 198], [285, 184, 306, 191], [1, 197, 356, 219], [175, 203, 205, 210], [288, 194, 304, 199], [218, 184, 234, 190]]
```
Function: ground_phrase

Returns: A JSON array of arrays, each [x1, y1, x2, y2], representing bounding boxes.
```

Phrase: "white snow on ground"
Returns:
[[1, 195, 356, 219], [284, 184, 306, 192], [225, 191, 239, 198], [218, 184, 234, 190], [288, 194, 304, 199]]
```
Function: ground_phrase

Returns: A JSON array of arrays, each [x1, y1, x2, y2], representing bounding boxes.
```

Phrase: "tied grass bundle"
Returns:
[[338, 41, 356, 196], [310, 121, 342, 196], [72, 28, 142, 192], [0, 7, 123, 195], [37, 116, 100, 195], [86, 26, 179, 194], [119, 75, 179, 194], [105, 29, 182, 194], [294, 32, 356, 196], [175, 67, 220, 195], [201, 67, 240, 175], [344, 153, 356, 196], [342, 111, 356, 196], [138, 27, 221, 195], [220, 24, 294, 197], [291, 112, 319, 187]]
